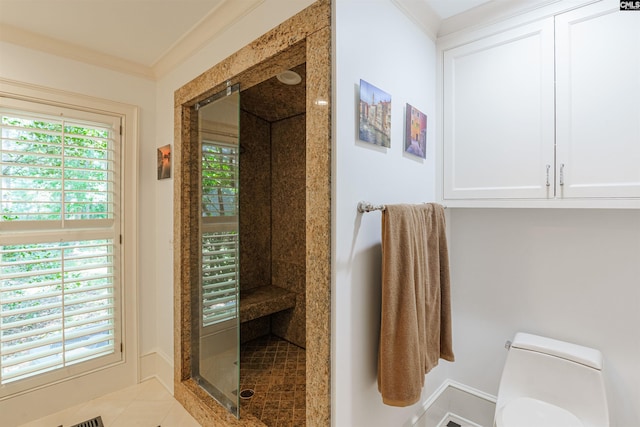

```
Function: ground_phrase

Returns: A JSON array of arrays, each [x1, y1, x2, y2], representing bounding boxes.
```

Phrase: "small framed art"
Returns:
[[157, 144, 171, 180], [359, 79, 392, 147], [405, 104, 427, 159]]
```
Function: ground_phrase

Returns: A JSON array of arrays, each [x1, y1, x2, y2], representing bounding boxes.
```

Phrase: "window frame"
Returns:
[[0, 98, 120, 230], [0, 97, 123, 396], [0, 78, 138, 406]]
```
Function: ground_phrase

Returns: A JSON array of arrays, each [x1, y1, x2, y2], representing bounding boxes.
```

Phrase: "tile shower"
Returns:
[[237, 64, 308, 425], [239, 63, 307, 348], [173, 2, 331, 425], [239, 336, 306, 426]]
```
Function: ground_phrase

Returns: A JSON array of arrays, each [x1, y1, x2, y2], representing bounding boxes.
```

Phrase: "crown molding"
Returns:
[[391, 0, 441, 41], [0, 0, 264, 81], [0, 24, 156, 80], [152, 0, 264, 79], [437, 0, 565, 38]]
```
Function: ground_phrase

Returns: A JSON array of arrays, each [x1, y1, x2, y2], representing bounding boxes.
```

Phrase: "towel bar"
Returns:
[[357, 201, 446, 213], [357, 201, 386, 213]]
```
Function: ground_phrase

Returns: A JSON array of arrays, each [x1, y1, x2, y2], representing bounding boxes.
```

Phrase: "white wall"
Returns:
[[448, 208, 640, 426], [333, 1, 448, 426]]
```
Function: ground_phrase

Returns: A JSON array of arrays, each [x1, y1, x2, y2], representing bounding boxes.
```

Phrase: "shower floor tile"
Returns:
[[240, 335, 306, 427]]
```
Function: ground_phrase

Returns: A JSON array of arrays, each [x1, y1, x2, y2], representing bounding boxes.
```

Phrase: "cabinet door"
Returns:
[[555, 0, 640, 199], [443, 19, 555, 200]]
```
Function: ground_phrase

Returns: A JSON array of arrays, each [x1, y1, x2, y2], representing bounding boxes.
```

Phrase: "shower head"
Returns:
[[276, 70, 302, 85]]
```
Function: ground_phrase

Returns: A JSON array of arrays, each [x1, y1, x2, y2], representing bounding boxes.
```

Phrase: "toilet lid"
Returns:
[[498, 397, 583, 427]]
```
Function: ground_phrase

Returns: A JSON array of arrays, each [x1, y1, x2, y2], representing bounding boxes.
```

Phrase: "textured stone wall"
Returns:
[[270, 114, 306, 348], [239, 106, 306, 348], [239, 111, 272, 290]]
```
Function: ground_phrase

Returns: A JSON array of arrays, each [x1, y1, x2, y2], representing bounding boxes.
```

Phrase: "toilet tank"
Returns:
[[496, 333, 609, 427]]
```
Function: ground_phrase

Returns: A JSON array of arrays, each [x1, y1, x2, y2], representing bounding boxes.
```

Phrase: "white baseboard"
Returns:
[[437, 412, 485, 427], [139, 350, 174, 394], [404, 380, 451, 427], [410, 380, 497, 427]]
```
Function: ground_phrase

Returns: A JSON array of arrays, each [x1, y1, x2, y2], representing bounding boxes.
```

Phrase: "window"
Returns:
[[0, 97, 122, 396], [200, 141, 238, 328]]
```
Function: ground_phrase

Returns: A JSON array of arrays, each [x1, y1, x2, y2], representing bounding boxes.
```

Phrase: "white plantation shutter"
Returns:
[[0, 98, 121, 395], [200, 142, 238, 327], [0, 240, 115, 383], [201, 229, 238, 327], [1, 106, 116, 227]]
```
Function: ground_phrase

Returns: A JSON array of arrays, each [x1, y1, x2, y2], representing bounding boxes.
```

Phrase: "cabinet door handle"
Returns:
[[559, 163, 565, 186], [546, 164, 551, 187]]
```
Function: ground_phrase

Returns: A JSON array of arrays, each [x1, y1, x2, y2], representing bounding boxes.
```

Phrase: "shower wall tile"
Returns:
[[271, 115, 306, 264], [272, 261, 306, 347], [271, 115, 307, 348], [272, 291, 306, 348], [240, 111, 272, 290], [240, 82, 306, 348], [271, 262, 305, 296], [241, 84, 306, 349], [240, 317, 271, 344], [241, 63, 306, 122]]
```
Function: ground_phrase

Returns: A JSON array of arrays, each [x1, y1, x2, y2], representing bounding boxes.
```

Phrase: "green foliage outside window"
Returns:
[[1, 115, 112, 222]]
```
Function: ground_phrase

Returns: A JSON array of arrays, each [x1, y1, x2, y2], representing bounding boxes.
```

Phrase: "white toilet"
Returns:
[[494, 332, 609, 427]]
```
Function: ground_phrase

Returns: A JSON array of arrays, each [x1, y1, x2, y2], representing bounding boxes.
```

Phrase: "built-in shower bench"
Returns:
[[239, 285, 296, 323]]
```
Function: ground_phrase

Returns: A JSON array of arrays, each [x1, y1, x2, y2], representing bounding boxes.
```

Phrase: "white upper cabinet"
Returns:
[[555, 1, 640, 199], [440, 0, 640, 207], [443, 19, 555, 200]]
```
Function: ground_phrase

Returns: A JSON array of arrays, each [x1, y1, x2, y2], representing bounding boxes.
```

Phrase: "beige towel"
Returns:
[[377, 203, 454, 407]]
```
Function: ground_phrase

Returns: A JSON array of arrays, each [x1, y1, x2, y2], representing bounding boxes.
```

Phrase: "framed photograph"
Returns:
[[157, 144, 171, 180], [404, 104, 427, 159], [359, 79, 391, 147]]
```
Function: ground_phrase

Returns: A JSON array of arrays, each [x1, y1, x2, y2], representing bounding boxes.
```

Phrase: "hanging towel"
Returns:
[[377, 203, 454, 407]]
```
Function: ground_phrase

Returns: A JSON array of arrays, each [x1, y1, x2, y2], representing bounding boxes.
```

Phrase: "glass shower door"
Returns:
[[191, 87, 240, 417]]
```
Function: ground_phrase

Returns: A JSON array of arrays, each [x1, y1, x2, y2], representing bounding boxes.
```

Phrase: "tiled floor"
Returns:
[[19, 336, 305, 427], [19, 378, 200, 427], [239, 335, 306, 427]]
